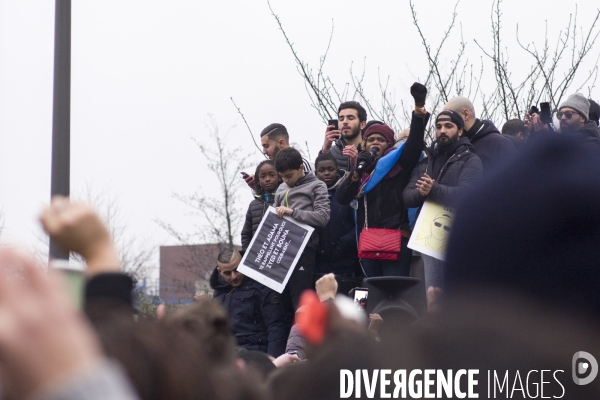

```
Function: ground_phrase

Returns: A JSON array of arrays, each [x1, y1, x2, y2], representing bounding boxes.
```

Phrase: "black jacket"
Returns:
[[210, 268, 288, 357], [403, 137, 483, 208], [241, 193, 276, 251], [336, 111, 429, 231], [316, 171, 360, 276], [465, 119, 517, 171], [503, 134, 525, 151], [319, 137, 362, 171], [529, 121, 600, 149]]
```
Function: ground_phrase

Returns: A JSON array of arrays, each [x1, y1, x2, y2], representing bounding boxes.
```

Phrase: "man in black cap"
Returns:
[[403, 110, 483, 289]]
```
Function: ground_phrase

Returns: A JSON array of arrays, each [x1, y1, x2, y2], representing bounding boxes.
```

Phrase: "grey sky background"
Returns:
[[1, 1, 598, 272]]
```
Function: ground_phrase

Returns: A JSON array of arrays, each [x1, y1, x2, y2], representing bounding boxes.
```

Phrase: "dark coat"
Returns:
[[336, 111, 429, 231], [319, 138, 362, 171], [403, 137, 483, 208], [241, 193, 275, 251], [465, 119, 517, 171], [210, 267, 288, 357], [316, 172, 360, 276], [529, 121, 600, 149], [504, 134, 526, 151]]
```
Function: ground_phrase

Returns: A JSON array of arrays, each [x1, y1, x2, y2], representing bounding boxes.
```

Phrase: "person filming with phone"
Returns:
[[320, 101, 367, 171], [336, 83, 429, 277], [527, 93, 600, 148]]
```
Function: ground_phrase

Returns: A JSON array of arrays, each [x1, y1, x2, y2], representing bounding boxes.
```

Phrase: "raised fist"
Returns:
[[410, 82, 428, 107]]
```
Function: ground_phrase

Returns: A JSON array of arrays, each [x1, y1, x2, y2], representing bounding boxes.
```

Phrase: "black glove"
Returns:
[[356, 150, 375, 171], [410, 82, 427, 107]]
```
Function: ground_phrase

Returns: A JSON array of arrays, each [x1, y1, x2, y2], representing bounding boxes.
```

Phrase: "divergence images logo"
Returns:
[[572, 351, 598, 385]]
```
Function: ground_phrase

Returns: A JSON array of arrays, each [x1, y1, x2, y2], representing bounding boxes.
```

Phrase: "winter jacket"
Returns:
[[504, 134, 525, 151], [319, 137, 362, 171], [241, 193, 276, 251], [529, 121, 600, 149], [274, 171, 330, 250], [567, 121, 600, 149], [336, 111, 428, 231], [210, 268, 288, 357], [316, 171, 360, 276], [465, 119, 517, 171], [403, 137, 483, 208]]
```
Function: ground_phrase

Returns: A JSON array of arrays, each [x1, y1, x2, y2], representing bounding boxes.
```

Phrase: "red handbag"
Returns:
[[357, 197, 401, 260]]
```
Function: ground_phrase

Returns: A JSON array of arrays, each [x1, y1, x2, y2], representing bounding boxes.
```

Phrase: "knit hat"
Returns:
[[436, 110, 464, 130], [559, 93, 590, 122], [363, 123, 395, 145]]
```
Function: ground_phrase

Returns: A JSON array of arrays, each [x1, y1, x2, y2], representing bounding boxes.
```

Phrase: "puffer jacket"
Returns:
[[316, 171, 360, 276], [403, 137, 483, 208], [210, 266, 288, 357], [241, 193, 276, 251]]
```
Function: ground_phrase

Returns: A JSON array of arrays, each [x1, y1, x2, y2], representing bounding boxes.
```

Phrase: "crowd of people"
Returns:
[[2, 83, 600, 399]]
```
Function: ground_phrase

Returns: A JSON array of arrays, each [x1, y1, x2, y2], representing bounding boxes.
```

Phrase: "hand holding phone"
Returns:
[[322, 119, 341, 153]]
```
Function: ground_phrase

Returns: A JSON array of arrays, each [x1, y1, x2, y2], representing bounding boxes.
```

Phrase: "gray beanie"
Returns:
[[559, 93, 590, 122]]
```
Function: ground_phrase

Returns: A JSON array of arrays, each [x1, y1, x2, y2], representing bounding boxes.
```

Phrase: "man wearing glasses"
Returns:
[[530, 93, 600, 148]]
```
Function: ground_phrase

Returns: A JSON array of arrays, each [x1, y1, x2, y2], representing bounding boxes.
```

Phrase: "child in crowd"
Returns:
[[274, 147, 330, 309], [241, 160, 280, 251], [313, 153, 361, 278]]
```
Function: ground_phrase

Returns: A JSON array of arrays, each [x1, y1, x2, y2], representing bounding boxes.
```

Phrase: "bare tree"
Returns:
[[270, 0, 600, 143]]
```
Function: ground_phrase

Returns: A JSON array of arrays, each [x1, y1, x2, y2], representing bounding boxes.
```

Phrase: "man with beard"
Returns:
[[529, 93, 600, 149], [403, 110, 483, 290], [444, 96, 516, 171], [320, 101, 367, 171]]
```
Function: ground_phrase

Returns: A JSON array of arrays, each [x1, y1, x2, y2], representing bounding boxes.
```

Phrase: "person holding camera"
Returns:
[[335, 83, 429, 277], [320, 101, 368, 171], [528, 93, 600, 148]]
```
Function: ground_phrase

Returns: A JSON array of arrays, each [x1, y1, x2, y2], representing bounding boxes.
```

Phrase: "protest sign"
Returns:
[[408, 200, 455, 261], [238, 207, 314, 293]]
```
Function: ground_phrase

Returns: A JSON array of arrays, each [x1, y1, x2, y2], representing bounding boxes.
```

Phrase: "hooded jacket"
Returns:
[[210, 266, 288, 357], [465, 119, 517, 171], [336, 111, 428, 231], [241, 193, 276, 251], [274, 171, 330, 250], [316, 171, 360, 276], [403, 137, 483, 208]]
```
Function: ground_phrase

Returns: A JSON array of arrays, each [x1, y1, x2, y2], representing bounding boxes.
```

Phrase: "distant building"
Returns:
[[159, 244, 237, 303]]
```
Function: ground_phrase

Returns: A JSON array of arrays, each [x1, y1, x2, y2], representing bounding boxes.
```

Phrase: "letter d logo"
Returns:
[[572, 351, 598, 385]]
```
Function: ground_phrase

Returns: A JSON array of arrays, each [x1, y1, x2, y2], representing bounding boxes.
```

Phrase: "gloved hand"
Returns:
[[410, 82, 427, 107], [356, 150, 376, 171]]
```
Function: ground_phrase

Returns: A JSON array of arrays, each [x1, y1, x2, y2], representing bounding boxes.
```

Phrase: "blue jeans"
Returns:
[[421, 254, 445, 289], [360, 237, 412, 277]]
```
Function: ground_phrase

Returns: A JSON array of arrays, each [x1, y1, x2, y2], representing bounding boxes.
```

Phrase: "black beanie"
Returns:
[[446, 135, 600, 319], [436, 110, 464, 130]]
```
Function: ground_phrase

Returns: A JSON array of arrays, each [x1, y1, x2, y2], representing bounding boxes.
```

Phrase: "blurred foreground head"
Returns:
[[446, 134, 600, 320]]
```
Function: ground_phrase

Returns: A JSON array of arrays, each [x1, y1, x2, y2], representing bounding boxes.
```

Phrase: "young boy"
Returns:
[[313, 153, 360, 278], [274, 147, 330, 309]]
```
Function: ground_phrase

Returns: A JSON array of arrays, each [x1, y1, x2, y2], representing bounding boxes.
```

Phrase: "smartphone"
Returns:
[[50, 259, 85, 309], [328, 119, 339, 130], [353, 287, 369, 311], [539, 102, 552, 124]]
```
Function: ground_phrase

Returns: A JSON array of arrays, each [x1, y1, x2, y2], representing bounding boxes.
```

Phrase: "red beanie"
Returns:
[[364, 123, 395, 145]]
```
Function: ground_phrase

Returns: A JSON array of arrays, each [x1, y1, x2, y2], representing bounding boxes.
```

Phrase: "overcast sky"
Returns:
[[1, 1, 598, 272]]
